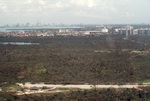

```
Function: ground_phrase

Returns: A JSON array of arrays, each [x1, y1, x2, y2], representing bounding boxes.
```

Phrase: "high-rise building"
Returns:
[[118, 28, 133, 36]]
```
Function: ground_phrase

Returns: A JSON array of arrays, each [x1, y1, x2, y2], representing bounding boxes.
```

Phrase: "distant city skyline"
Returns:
[[0, 0, 150, 26]]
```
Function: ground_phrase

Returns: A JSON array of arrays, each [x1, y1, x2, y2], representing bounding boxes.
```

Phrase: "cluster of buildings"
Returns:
[[0, 27, 109, 37], [115, 27, 150, 36], [0, 30, 55, 37], [0, 25, 150, 37]]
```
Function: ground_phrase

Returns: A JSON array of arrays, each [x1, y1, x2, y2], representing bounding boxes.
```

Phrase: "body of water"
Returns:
[[0, 26, 82, 32], [0, 42, 40, 45], [0, 28, 7, 32]]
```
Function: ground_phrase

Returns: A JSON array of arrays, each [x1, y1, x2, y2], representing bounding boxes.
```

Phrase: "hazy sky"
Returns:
[[0, 0, 150, 25]]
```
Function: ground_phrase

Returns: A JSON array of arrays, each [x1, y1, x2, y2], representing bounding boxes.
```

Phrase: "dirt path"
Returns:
[[17, 82, 150, 89], [16, 82, 150, 95]]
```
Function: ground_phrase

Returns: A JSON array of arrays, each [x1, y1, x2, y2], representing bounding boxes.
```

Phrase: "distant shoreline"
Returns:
[[6, 27, 82, 30], [0, 27, 82, 32]]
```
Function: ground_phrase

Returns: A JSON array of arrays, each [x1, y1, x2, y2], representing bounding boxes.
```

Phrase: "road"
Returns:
[[15, 82, 150, 95], [17, 82, 150, 89]]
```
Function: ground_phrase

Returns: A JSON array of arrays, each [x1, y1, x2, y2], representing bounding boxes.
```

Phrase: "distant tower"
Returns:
[[36, 20, 41, 26]]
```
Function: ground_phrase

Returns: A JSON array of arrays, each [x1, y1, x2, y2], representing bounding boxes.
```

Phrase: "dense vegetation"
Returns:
[[1, 87, 150, 101], [0, 35, 150, 84]]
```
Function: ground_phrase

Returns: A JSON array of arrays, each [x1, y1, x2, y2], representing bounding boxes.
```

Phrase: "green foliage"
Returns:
[[0, 35, 150, 84]]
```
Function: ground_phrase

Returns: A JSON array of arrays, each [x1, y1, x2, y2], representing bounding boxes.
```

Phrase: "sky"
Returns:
[[0, 0, 150, 25]]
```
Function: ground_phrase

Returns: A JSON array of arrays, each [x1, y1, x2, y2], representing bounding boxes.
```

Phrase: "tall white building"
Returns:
[[101, 28, 108, 33]]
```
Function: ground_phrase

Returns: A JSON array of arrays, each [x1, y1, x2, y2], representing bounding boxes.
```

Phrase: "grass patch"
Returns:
[[2, 84, 22, 92], [34, 68, 46, 74], [142, 79, 150, 83]]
